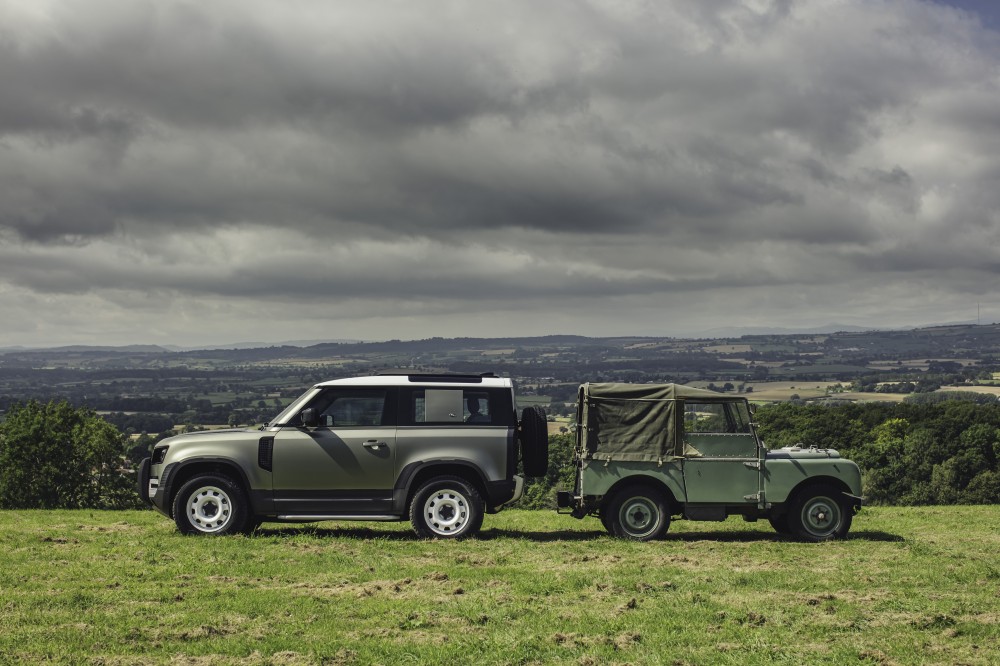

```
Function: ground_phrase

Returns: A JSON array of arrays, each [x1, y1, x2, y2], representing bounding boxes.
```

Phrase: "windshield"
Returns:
[[267, 387, 321, 427]]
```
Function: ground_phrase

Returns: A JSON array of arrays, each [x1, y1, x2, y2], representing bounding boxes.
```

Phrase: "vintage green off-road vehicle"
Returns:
[[557, 383, 863, 542]]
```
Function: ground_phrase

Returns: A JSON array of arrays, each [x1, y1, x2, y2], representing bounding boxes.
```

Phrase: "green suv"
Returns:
[[557, 383, 863, 541], [138, 373, 548, 538]]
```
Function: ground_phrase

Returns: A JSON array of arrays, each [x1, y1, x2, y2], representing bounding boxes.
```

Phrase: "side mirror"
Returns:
[[299, 408, 319, 428]]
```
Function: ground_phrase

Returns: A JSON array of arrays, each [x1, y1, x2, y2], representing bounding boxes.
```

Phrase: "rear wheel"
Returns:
[[605, 487, 670, 541], [599, 507, 614, 533], [173, 474, 250, 536], [410, 476, 484, 539], [788, 484, 852, 542], [768, 513, 791, 535]]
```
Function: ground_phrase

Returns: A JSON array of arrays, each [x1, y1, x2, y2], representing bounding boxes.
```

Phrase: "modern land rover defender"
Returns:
[[557, 383, 863, 542], [138, 373, 548, 539]]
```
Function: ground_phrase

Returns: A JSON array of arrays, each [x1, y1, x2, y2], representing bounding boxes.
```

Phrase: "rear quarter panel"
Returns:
[[579, 460, 685, 502], [394, 426, 513, 482]]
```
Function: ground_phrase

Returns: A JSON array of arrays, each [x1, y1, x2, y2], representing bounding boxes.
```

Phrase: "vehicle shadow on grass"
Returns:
[[251, 525, 610, 542], [656, 529, 904, 543], [252, 525, 418, 541], [251, 525, 903, 543]]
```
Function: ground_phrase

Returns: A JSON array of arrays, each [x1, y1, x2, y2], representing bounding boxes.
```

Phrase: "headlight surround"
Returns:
[[151, 446, 168, 465]]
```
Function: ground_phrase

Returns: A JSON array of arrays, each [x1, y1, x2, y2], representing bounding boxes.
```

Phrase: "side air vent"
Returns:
[[258, 436, 274, 471]]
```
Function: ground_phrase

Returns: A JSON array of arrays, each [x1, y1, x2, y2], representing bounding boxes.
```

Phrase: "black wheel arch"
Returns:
[[395, 460, 491, 513], [160, 457, 256, 518]]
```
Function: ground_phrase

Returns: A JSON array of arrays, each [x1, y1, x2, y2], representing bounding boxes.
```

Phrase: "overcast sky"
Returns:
[[2, 0, 999, 347]]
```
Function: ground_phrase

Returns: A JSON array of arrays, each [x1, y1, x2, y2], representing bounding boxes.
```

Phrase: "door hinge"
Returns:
[[743, 460, 760, 470], [744, 493, 760, 502]]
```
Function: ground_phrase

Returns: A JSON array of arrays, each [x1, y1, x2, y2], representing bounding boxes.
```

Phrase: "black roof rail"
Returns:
[[376, 371, 499, 383]]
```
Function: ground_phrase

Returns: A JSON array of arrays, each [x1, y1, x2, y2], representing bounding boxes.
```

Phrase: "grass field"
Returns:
[[1, 507, 998, 665]]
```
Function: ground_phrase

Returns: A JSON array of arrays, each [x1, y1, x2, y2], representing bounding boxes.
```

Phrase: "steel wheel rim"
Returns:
[[620, 497, 657, 537], [423, 488, 469, 536], [801, 496, 841, 537], [186, 485, 233, 534]]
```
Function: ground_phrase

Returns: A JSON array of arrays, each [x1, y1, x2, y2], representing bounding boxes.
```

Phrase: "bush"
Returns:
[[755, 401, 1000, 505], [514, 434, 576, 510], [0, 400, 140, 509]]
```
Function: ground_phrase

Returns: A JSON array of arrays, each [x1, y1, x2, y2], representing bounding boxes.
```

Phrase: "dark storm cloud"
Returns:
[[1, 0, 999, 345]]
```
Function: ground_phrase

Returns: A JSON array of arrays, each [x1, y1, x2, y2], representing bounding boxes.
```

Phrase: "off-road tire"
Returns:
[[605, 486, 671, 541], [599, 507, 614, 533], [768, 513, 791, 535], [787, 484, 852, 542], [173, 474, 251, 536], [410, 476, 485, 539], [519, 406, 549, 477]]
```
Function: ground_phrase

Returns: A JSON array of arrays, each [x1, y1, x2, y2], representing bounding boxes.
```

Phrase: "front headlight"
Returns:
[[151, 446, 168, 465]]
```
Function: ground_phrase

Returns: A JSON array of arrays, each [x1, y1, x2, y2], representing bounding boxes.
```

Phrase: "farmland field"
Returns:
[[743, 381, 844, 401], [1, 507, 998, 665]]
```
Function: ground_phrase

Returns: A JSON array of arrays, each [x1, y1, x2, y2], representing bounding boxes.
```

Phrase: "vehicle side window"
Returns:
[[464, 391, 492, 423], [729, 401, 752, 432], [410, 389, 495, 425], [310, 389, 388, 427], [684, 402, 751, 434]]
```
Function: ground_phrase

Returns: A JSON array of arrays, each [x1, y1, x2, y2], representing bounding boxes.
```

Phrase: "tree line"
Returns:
[[518, 398, 1000, 508], [754, 398, 1000, 504], [2, 398, 999, 510]]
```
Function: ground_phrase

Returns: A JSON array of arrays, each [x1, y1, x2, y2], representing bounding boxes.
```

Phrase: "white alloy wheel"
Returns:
[[423, 488, 470, 536], [185, 484, 234, 534]]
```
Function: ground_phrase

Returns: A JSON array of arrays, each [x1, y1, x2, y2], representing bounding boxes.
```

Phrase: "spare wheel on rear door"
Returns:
[[519, 405, 549, 477]]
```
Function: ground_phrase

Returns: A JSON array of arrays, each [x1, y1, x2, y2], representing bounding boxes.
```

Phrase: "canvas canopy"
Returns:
[[577, 383, 729, 463]]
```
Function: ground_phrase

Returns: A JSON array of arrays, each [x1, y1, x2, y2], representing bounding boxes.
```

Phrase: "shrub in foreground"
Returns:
[[0, 400, 138, 509]]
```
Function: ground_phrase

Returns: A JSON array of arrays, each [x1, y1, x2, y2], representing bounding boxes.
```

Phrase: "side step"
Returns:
[[276, 515, 400, 522]]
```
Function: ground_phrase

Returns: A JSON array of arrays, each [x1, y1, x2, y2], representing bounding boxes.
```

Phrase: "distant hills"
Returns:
[[696, 324, 883, 337], [160, 339, 362, 352], [1, 322, 998, 358], [0, 344, 172, 354]]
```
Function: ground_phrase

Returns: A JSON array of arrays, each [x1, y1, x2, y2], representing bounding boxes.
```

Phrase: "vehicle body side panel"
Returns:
[[394, 426, 510, 483], [148, 431, 273, 514], [683, 459, 760, 503], [763, 458, 863, 503], [579, 460, 685, 503], [682, 432, 760, 503], [270, 425, 397, 514]]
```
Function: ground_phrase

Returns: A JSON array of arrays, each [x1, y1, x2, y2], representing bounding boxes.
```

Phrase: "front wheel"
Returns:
[[768, 514, 791, 535], [787, 485, 852, 542], [173, 474, 251, 536], [605, 487, 670, 541], [410, 476, 484, 539]]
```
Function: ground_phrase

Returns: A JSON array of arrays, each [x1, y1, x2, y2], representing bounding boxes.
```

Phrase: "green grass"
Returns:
[[1, 507, 998, 664]]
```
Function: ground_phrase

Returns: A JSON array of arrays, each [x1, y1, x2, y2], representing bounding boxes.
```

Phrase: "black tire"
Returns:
[[243, 519, 263, 535], [768, 513, 791, 535], [787, 484, 852, 542], [519, 406, 549, 477], [173, 474, 251, 536], [605, 486, 671, 541], [410, 476, 485, 539], [599, 507, 614, 534]]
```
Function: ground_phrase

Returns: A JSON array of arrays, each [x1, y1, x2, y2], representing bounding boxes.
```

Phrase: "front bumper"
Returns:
[[137, 458, 153, 506]]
